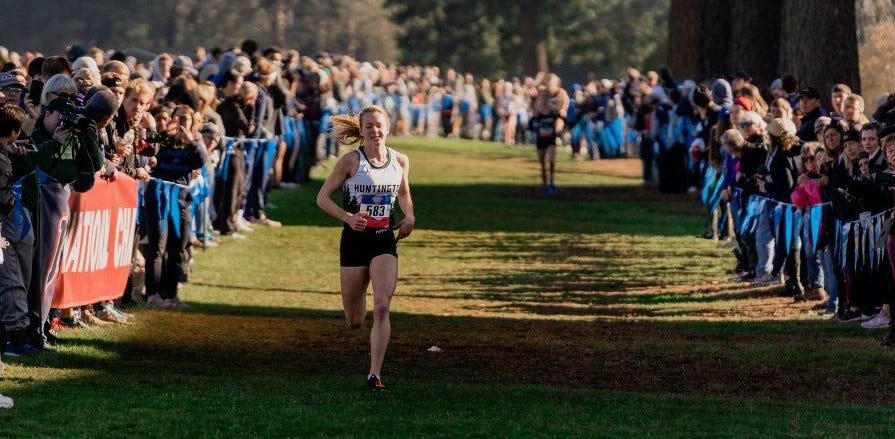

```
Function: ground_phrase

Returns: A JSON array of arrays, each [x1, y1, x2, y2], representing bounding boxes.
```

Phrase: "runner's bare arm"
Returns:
[[394, 152, 415, 240], [317, 152, 367, 230]]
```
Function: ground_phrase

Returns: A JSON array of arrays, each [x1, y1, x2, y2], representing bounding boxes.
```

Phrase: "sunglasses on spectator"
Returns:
[[738, 122, 754, 129]]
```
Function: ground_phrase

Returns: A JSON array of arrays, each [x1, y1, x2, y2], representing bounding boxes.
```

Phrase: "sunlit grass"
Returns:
[[3, 136, 895, 436]]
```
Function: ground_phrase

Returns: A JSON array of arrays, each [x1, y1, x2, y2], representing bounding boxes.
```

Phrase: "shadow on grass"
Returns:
[[269, 182, 706, 237], [399, 231, 730, 300], [7, 305, 895, 411]]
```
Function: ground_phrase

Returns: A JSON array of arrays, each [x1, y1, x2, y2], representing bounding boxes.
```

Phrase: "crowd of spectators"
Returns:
[[649, 67, 895, 347], [3, 39, 895, 408]]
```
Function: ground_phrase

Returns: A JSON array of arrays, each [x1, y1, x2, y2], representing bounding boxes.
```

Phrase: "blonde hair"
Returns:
[[196, 82, 217, 107], [73, 67, 101, 91], [720, 128, 745, 155], [329, 105, 390, 146], [882, 133, 895, 147], [739, 84, 768, 116], [238, 81, 258, 101], [126, 77, 156, 101], [770, 98, 792, 120], [843, 94, 865, 111]]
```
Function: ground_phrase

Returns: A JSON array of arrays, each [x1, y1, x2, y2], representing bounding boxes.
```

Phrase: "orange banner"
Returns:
[[52, 175, 139, 309]]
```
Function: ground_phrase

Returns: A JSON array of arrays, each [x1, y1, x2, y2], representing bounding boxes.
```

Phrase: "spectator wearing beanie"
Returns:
[[770, 78, 785, 100], [711, 78, 733, 109]]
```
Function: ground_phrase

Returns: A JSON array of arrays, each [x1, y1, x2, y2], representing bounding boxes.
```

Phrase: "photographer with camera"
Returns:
[[13, 91, 105, 349], [143, 104, 208, 309]]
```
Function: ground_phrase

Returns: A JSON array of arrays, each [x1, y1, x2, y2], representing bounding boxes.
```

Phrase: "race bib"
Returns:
[[359, 194, 392, 229]]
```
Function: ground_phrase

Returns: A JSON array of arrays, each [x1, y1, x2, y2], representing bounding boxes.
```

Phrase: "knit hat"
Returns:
[[766, 117, 796, 138], [83, 88, 120, 122], [72, 56, 99, 76], [200, 122, 222, 145], [739, 111, 765, 129], [233, 56, 252, 76], [733, 96, 752, 112], [172, 55, 198, 78], [770, 78, 783, 91], [711, 79, 733, 106], [66, 45, 87, 63], [218, 52, 237, 75]]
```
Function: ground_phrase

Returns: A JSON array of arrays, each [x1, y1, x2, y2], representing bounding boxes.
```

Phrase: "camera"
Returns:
[[145, 131, 167, 145], [57, 102, 88, 133]]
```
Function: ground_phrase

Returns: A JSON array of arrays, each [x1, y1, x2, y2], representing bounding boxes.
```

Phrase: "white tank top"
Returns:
[[343, 147, 403, 229]]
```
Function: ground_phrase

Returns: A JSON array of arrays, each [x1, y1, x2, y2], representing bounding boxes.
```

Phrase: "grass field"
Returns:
[[3, 137, 895, 438]]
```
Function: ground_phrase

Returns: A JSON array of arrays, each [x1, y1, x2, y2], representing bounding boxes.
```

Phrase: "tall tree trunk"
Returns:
[[668, 0, 701, 80], [535, 41, 549, 73], [727, 0, 781, 87], [517, 0, 546, 75], [697, 0, 733, 80], [782, 0, 860, 99], [346, 9, 358, 57], [273, 0, 291, 48]]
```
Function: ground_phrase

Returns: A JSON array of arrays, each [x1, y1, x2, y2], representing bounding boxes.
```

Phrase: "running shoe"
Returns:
[[366, 374, 386, 391], [0, 393, 12, 409]]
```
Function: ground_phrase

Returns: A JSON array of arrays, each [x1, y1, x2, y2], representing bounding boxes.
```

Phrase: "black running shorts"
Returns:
[[340, 227, 398, 267]]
